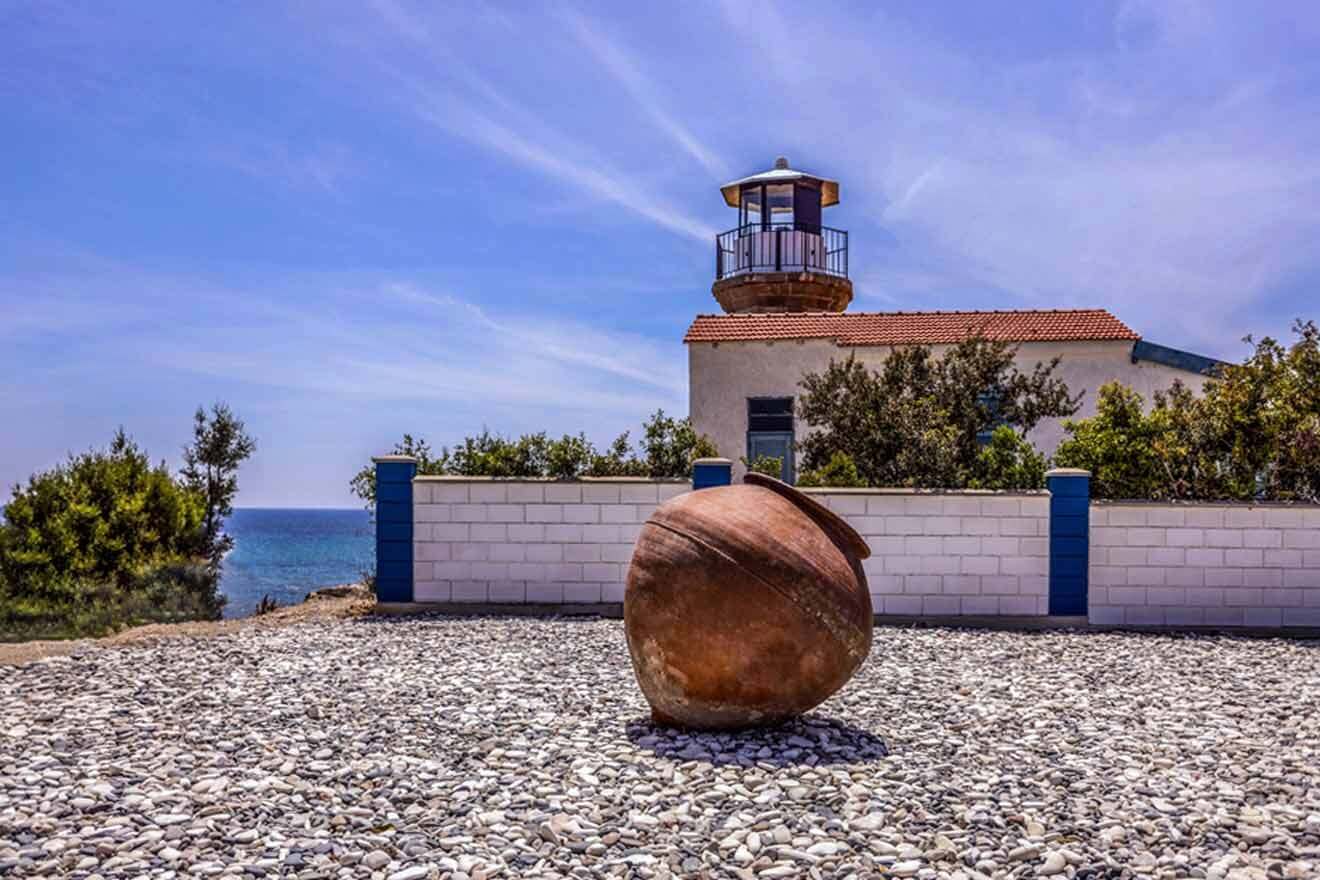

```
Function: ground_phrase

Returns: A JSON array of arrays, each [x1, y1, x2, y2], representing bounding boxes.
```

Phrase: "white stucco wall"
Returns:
[[689, 338, 1211, 480]]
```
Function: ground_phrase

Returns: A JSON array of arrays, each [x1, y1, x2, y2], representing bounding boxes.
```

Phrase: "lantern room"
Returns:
[[712, 157, 852, 314]]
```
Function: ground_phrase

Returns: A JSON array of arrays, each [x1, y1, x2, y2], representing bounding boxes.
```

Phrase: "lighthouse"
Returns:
[[712, 156, 851, 313]]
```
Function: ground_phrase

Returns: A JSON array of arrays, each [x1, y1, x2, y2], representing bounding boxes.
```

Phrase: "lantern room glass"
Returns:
[[740, 186, 762, 231], [766, 184, 794, 226]]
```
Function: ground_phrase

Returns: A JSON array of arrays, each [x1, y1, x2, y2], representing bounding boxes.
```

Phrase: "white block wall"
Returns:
[[412, 479, 689, 604], [1089, 504, 1320, 628], [810, 491, 1051, 616]]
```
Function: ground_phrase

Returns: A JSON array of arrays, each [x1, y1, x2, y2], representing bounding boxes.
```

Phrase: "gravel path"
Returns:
[[1, 617, 1318, 880]]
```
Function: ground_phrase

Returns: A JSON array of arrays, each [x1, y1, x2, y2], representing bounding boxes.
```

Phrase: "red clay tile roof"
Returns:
[[683, 309, 1140, 346]]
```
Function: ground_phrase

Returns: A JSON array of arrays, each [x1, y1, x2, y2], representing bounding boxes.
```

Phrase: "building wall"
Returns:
[[688, 338, 1210, 481], [1088, 503, 1320, 627]]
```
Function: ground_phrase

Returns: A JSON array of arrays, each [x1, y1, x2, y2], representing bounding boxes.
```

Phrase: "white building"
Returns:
[[688, 159, 1220, 481]]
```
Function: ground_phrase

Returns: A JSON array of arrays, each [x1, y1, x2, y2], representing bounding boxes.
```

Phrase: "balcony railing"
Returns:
[[715, 223, 848, 281]]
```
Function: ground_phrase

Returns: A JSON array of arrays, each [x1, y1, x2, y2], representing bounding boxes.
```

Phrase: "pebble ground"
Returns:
[[1, 617, 1318, 879]]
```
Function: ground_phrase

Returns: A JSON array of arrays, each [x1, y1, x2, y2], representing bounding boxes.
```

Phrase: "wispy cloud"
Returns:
[[563, 12, 727, 179]]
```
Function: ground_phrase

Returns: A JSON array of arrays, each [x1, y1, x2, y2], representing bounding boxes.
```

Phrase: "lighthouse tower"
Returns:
[[712, 157, 850, 313]]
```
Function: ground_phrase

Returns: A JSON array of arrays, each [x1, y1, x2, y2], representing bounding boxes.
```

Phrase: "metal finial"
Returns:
[[773, 156, 789, 170]]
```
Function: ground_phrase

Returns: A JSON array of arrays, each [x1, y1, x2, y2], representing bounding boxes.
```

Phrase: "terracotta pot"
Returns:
[[624, 473, 872, 729]]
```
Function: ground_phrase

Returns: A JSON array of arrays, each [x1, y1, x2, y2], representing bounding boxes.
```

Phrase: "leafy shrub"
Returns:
[[1054, 320, 1320, 501], [741, 455, 784, 479], [352, 410, 717, 507], [797, 336, 1073, 489], [969, 426, 1048, 491], [797, 452, 866, 488]]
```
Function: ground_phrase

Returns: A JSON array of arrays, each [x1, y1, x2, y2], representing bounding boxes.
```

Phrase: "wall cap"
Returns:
[[1045, 468, 1091, 478], [1092, 499, 1320, 508], [693, 457, 732, 466], [373, 455, 418, 464], [796, 487, 1048, 497], [412, 475, 688, 484]]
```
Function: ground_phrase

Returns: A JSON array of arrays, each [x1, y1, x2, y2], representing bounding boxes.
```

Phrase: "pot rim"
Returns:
[[743, 473, 871, 561]]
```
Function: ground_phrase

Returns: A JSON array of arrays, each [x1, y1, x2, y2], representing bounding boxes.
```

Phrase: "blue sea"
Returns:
[[220, 509, 374, 618]]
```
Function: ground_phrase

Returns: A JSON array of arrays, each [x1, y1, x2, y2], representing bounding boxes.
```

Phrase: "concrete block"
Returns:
[[451, 504, 488, 523], [633, 503, 659, 522], [1243, 607, 1283, 627], [1147, 547, 1186, 566], [469, 523, 507, 542], [656, 483, 688, 501], [431, 483, 469, 502], [1146, 507, 1186, 527], [564, 544, 601, 563], [508, 484, 545, 503], [545, 484, 582, 503], [1093, 527, 1125, 546], [412, 483, 433, 504], [1108, 507, 1149, 526], [1186, 587, 1225, 606], [508, 562, 547, 581], [602, 582, 626, 602], [884, 555, 923, 574], [1127, 528, 1166, 546], [453, 543, 487, 563], [902, 496, 945, 515], [430, 523, 469, 542], [960, 596, 1000, 615], [1265, 549, 1303, 568], [1284, 529, 1320, 549], [960, 555, 999, 575], [489, 543, 527, 563], [1090, 566, 1127, 586], [1164, 607, 1205, 626], [869, 574, 905, 594], [525, 581, 564, 603], [563, 504, 601, 524], [546, 563, 584, 582], [1089, 605, 1124, 625], [943, 536, 981, 555], [1108, 547, 1148, 567], [1206, 569, 1245, 587], [1243, 568, 1282, 588], [582, 524, 622, 543], [1284, 570, 1320, 588], [980, 575, 1021, 594], [526, 544, 564, 563], [1242, 529, 1283, 548], [1184, 508, 1225, 528], [867, 535, 906, 555], [526, 504, 563, 523], [563, 582, 603, 603], [980, 536, 1020, 556], [1225, 508, 1265, 528], [1164, 567, 1204, 587], [999, 518, 1039, 536], [1001, 556, 1047, 576], [415, 504, 452, 524], [941, 497, 982, 516], [865, 496, 905, 515], [1225, 549, 1264, 568], [582, 562, 620, 582], [1263, 508, 1304, 528], [980, 497, 1021, 517], [1166, 529, 1205, 547], [600, 504, 637, 523], [904, 574, 941, 593], [887, 516, 926, 535], [1019, 575, 1048, 595], [883, 596, 923, 615], [485, 504, 525, 523], [582, 484, 621, 503], [1223, 586, 1263, 605], [1125, 606, 1165, 625], [1204, 607, 1244, 626], [620, 483, 660, 503], [602, 543, 634, 563], [923, 595, 961, 615], [507, 523, 545, 542], [470, 562, 509, 581], [414, 580, 451, 602], [999, 595, 1041, 615], [905, 536, 942, 555], [617, 523, 643, 543], [1277, 589, 1304, 607], [919, 555, 959, 575], [1204, 529, 1243, 548], [412, 561, 431, 583], [942, 574, 982, 594], [1146, 586, 1186, 606], [545, 523, 585, 543], [416, 542, 451, 562], [468, 483, 507, 503], [488, 581, 526, 602], [433, 561, 472, 581], [1109, 586, 1147, 605], [450, 581, 488, 602], [1186, 548, 1224, 567], [961, 517, 999, 536]]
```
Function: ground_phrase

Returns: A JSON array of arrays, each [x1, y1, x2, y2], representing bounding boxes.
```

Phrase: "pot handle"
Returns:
[[743, 472, 871, 561]]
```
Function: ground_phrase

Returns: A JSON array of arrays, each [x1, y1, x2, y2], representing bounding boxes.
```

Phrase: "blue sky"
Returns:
[[4, 1, 1319, 507]]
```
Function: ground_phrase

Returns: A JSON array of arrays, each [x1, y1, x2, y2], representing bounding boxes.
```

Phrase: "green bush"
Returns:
[[741, 455, 784, 479], [797, 452, 866, 488], [1054, 320, 1320, 501], [969, 426, 1048, 491], [0, 405, 254, 640], [352, 410, 717, 507], [797, 336, 1073, 489]]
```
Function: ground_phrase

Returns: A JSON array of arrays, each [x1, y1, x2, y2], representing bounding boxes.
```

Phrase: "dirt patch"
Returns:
[[0, 584, 376, 667]]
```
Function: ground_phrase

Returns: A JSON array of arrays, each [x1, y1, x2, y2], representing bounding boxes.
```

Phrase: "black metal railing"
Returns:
[[715, 223, 848, 280]]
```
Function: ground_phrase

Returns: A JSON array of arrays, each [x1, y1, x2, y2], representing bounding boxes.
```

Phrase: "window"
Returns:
[[747, 397, 795, 483], [766, 184, 794, 226], [976, 388, 1004, 446], [740, 185, 762, 231]]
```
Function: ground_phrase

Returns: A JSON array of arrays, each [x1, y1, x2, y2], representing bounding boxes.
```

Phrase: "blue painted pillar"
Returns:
[[373, 455, 417, 603], [692, 457, 733, 490], [1047, 468, 1091, 616]]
